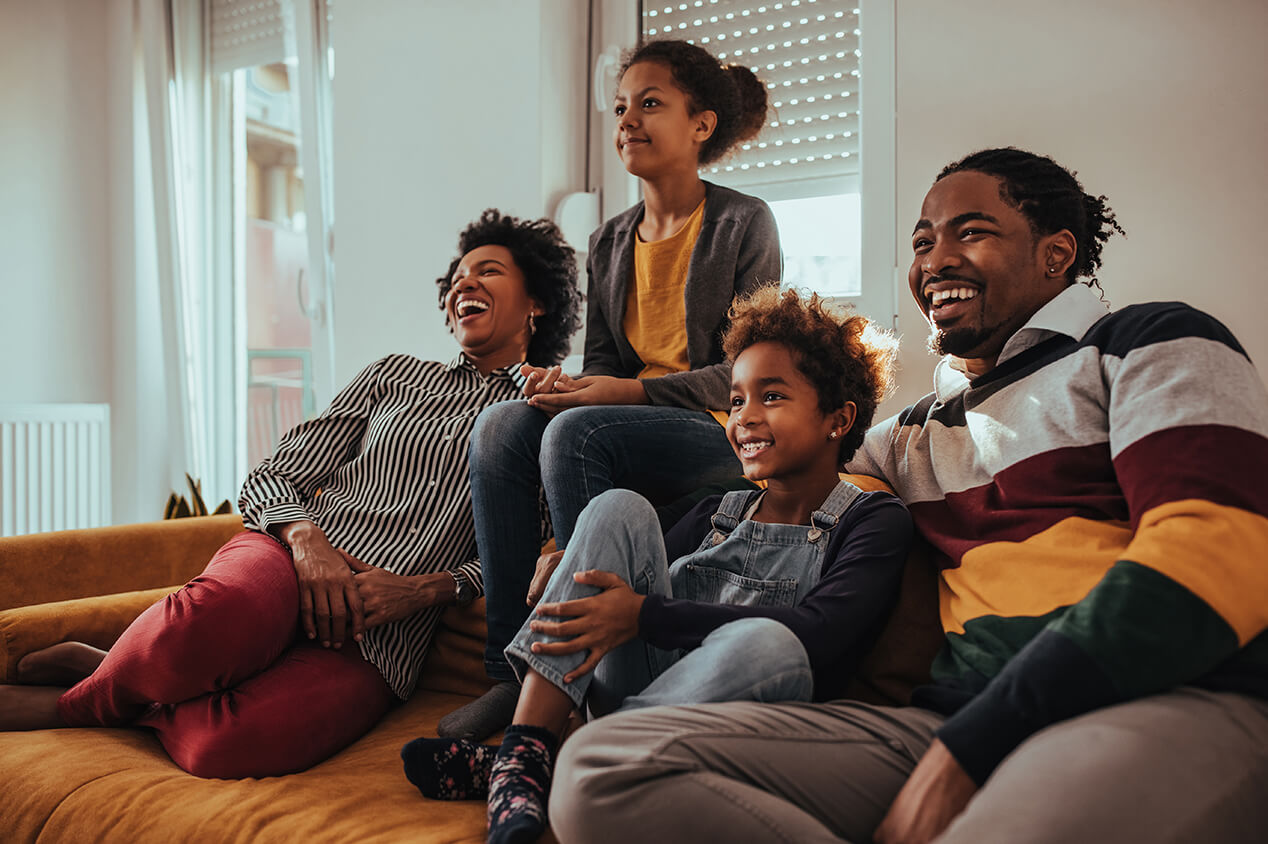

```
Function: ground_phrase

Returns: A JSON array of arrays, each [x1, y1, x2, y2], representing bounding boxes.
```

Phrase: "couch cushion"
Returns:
[[0, 586, 179, 682], [0, 689, 548, 844]]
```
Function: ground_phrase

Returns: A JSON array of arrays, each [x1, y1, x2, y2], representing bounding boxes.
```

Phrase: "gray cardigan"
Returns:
[[581, 181, 782, 411]]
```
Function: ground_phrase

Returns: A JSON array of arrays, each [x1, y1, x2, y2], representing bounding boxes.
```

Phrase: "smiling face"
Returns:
[[443, 244, 541, 373], [613, 60, 716, 179], [726, 341, 851, 486], [909, 170, 1073, 368]]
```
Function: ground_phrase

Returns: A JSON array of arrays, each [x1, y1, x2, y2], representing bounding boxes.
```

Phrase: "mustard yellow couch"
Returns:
[[0, 490, 940, 843]]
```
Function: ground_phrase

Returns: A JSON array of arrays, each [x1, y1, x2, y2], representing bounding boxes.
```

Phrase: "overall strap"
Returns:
[[710, 489, 758, 534], [808, 480, 864, 537]]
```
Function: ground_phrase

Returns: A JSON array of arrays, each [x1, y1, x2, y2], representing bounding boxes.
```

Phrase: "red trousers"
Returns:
[[58, 531, 396, 779]]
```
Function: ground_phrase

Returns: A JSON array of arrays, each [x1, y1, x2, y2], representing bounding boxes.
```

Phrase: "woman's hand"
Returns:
[[280, 520, 365, 648], [527, 375, 648, 414], [526, 549, 565, 607], [521, 364, 579, 399], [529, 570, 646, 682], [342, 552, 456, 628]]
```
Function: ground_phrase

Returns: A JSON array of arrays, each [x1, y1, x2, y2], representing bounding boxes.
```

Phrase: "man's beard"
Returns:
[[926, 321, 999, 358]]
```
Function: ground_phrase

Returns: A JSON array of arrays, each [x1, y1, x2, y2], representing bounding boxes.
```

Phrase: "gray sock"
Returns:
[[437, 681, 521, 742]]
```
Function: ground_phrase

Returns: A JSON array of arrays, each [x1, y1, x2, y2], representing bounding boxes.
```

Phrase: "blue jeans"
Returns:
[[504, 489, 813, 714], [471, 402, 743, 682]]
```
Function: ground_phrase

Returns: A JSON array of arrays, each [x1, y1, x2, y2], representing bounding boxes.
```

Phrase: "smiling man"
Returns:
[[548, 148, 1268, 844]]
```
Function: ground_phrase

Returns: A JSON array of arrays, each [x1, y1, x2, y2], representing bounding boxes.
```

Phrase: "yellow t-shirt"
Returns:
[[624, 199, 730, 427]]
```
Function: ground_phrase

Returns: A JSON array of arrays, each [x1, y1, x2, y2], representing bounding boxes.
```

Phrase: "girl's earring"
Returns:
[[829, 431, 839, 440], [528, 313, 537, 335]]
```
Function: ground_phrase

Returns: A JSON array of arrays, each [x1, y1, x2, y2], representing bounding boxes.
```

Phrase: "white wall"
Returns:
[[881, 0, 1268, 413], [331, 0, 588, 385], [0, 0, 113, 403]]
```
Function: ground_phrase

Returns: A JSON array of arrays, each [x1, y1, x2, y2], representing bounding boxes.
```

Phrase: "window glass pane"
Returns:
[[241, 62, 317, 469], [769, 192, 860, 298]]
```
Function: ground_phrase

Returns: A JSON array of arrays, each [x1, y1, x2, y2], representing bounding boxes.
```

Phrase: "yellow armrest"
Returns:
[[0, 586, 179, 682]]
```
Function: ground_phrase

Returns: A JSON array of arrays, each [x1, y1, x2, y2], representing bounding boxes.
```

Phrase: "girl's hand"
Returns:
[[526, 548, 566, 607], [527, 376, 648, 413], [281, 520, 366, 648], [529, 570, 646, 683], [521, 364, 578, 399], [342, 551, 455, 629]]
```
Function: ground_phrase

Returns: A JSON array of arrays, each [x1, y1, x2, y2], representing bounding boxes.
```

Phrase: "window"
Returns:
[[209, 0, 336, 473], [639, 0, 895, 323]]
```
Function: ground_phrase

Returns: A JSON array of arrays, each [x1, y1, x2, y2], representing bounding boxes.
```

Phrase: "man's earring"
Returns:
[[829, 431, 839, 440], [528, 313, 537, 335]]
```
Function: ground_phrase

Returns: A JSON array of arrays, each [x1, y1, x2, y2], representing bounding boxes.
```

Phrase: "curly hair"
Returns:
[[722, 286, 898, 464], [937, 148, 1126, 295], [620, 39, 768, 166], [434, 209, 582, 367]]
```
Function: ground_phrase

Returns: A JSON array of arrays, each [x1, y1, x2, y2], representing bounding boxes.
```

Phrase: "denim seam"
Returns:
[[503, 642, 587, 710]]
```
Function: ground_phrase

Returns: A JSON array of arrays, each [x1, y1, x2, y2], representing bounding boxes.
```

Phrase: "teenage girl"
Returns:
[[405, 287, 914, 844], [443, 39, 786, 742]]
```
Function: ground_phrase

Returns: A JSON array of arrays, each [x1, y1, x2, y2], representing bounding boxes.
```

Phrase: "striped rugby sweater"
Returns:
[[847, 283, 1268, 784]]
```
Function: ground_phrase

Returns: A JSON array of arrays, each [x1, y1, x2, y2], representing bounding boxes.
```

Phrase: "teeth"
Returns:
[[930, 287, 978, 307], [739, 441, 772, 456], [456, 299, 489, 318]]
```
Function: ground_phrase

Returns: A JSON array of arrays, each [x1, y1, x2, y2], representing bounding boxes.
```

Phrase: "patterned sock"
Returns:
[[486, 724, 559, 844], [400, 736, 497, 800]]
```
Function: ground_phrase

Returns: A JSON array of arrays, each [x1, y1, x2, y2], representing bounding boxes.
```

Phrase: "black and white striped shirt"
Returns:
[[239, 353, 546, 699]]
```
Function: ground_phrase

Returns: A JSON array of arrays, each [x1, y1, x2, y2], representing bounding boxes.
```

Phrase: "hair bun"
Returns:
[[724, 64, 769, 144]]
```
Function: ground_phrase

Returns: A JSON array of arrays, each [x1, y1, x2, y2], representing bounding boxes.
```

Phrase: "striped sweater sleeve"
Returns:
[[936, 304, 1268, 784], [238, 357, 386, 534]]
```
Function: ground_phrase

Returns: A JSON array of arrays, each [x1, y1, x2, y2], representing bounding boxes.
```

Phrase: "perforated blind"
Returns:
[[210, 0, 291, 75], [644, 0, 860, 193]]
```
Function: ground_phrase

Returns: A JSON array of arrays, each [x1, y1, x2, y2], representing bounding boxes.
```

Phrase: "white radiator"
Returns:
[[0, 403, 111, 537]]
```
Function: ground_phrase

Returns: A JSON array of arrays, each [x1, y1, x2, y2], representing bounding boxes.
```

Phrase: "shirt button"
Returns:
[[443, 434, 452, 441], [429, 480, 437, 487], [409, 526, 418, 534]]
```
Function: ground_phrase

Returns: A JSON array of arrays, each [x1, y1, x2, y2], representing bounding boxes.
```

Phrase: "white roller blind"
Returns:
[[644, 0, 860, 193], [210, 0, 292, 75]]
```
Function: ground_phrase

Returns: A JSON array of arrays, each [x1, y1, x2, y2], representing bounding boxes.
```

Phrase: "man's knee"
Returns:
[[551, 715, 647, 835]]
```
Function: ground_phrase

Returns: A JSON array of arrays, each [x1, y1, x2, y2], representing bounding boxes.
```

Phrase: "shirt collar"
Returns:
[[445, 352, 528, 389], [933, 283, 1110, 400]]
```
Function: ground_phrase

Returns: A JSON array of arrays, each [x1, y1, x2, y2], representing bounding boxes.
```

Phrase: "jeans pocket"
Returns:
[[682, 564, 798, 607]]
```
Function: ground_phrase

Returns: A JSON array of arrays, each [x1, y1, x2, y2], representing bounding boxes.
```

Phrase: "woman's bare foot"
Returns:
[[16, 642, 107, 686], [0, 685, 68, 730]]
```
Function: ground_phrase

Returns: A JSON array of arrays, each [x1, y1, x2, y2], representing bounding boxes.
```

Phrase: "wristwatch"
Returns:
[[449, 569, 477, 607]]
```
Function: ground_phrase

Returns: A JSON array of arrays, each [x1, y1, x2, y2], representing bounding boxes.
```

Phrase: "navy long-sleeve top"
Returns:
[[638, 489, 914, 700]]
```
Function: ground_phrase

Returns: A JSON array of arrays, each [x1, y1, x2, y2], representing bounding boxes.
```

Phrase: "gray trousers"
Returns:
[[550, 688, 1268, 844]]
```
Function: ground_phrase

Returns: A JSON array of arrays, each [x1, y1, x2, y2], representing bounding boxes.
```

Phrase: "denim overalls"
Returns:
[[670, 479, 865, 608], [504, 482, 866, 715]]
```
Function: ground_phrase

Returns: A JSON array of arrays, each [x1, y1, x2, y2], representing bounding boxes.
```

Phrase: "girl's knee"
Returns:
[[708, 618, 807, 663], [575, 489, 659, 536], [471, 400, 543, 456]]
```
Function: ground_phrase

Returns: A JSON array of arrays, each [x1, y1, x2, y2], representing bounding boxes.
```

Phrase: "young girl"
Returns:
[[405, 287, 914, 844], [449, 38, 785, 743]]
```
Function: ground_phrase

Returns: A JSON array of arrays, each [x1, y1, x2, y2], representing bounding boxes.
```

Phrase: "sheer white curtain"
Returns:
[[135, 0, 336, 508], [137, 0, 226, 503]]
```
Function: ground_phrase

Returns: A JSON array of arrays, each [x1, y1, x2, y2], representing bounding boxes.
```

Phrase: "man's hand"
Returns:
[[527, 375, 648, 414], [874, 739, 978, 844], [526, 549, 565, 607], [342, 551, 455, 629], [529, 570, 645, 682], [280, 520, 365, 648]]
